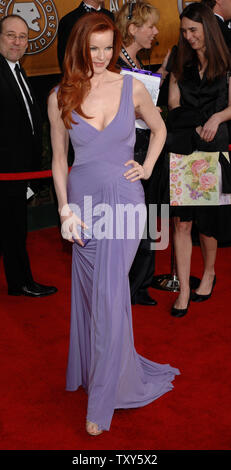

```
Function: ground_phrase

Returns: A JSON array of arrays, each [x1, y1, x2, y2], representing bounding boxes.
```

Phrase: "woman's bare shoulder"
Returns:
[[48, 88, 63, 123], [132, 77, 147, 95], [48, 88, 58, 109]]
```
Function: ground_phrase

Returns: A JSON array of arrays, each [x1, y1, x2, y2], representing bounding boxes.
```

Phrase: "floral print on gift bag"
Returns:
[[169, 151, 231, 206]]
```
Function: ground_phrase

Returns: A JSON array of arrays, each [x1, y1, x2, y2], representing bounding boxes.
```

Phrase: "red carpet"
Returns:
[[0, 227, 231, 450]]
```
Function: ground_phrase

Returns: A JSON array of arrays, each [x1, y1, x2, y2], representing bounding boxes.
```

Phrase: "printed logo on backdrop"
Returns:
[[109, 0, 131, 13], [177, 1, 195, 14], [0, 0, 58, 55], [109, 1, 196, 14]]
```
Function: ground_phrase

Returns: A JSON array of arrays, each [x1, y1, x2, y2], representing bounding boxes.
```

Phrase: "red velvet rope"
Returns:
[[1, 145, 231, 180], [0, 169, 52, 181], [0, 167, 72, 181]]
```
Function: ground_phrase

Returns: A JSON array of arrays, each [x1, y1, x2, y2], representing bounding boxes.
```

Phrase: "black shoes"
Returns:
[[132, 289, 157, 306], [171, 275, 216, 316], [8, 282, 58, 297], [171, 297, 190, 317], [190, 275, 216, 303]]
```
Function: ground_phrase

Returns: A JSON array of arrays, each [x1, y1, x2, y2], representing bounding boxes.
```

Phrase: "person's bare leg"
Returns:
[[195, 233, 217, 295], [173, 218, 193, 309]]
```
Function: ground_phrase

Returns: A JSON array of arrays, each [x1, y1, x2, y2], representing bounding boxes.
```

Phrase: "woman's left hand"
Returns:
[[199, 114, 220, 142], [124, 160, 148, 182]]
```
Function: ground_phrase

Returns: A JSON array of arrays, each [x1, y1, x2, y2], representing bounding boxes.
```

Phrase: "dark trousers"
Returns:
[[129, 129, 155, 302], [0, 181, 33, 290], [129, 237, 155, 301]]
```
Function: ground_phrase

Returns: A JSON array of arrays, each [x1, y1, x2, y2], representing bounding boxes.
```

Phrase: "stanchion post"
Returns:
[[151, 218, 200, 292]]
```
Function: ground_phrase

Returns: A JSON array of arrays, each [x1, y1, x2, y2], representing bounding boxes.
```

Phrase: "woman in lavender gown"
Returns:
[[48, 13, 179, 436]]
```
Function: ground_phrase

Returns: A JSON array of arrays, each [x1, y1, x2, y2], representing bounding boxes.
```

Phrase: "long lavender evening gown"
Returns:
[[64, 75, 180, 431]]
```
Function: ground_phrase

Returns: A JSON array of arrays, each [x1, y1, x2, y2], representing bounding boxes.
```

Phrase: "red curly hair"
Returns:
[[57, 13, 122, 129]]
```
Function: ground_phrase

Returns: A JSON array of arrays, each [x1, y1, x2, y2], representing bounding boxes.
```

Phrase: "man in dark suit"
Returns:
[[57, 1, 114, 69], [0, 14, 57, 297], [201, 0, 231, 50]]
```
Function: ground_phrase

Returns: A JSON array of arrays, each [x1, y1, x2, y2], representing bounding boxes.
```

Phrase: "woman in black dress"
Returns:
[[115, 1, 169, 306], [168, 3, 231, 317]]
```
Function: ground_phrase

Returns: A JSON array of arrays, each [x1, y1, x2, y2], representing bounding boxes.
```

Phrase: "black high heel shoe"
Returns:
[[171, 297, 190, 318], [190, 275, 216, 303]]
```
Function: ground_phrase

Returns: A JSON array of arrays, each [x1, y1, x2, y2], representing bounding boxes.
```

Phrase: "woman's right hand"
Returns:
[[158, 49, 170, 84], [59, 204, 87, 246], [196, 114, 220, 142], [195, 125, 203, 137], [161, 49, 171, 71], [196, 113, 220, 142]]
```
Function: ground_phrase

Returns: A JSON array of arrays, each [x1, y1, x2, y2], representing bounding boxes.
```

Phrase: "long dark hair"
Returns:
[[201, 0, 216, 8], [57, 13, 121, 129], [173, 2, 231, 81]]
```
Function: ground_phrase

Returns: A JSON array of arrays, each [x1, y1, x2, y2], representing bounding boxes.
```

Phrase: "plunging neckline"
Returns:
[[198, 67, 206, 81], [74, 76, 126, 133]]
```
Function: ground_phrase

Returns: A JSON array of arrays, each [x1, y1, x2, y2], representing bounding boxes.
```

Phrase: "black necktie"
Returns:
[[14, 63, 34, 129]]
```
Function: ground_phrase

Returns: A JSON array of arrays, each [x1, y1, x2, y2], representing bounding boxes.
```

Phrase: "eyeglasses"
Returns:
[[0, 32, 28, 43]]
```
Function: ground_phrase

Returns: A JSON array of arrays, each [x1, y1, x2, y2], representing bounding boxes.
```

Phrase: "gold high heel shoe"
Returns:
[[86, 420, 103, 436]]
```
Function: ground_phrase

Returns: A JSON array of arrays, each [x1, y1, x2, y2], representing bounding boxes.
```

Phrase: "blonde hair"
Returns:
[[115, 1, 159, 47]]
